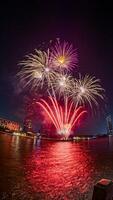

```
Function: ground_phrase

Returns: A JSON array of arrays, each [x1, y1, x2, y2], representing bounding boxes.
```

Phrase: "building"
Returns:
[[23, 118, 33, 132], [0, 117, 21, 132], [106, 115, 113, 135], [23, 118, 36, 136]]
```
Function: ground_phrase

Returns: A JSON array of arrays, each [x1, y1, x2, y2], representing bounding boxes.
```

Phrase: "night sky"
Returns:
[[0, 1, 113, 133]]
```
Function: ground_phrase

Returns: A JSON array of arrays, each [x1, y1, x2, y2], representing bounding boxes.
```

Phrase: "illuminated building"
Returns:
[[0, 117, 21, 132]]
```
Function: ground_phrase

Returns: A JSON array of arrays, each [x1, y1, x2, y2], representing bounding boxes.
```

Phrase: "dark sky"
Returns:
[[0, 1, 113, 133]]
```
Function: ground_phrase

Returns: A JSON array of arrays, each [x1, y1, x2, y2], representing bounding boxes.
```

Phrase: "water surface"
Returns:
[[0, 134, 113, 199]]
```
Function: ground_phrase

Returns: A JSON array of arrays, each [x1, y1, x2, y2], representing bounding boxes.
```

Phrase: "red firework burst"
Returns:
[[37, 95, 87, 138]]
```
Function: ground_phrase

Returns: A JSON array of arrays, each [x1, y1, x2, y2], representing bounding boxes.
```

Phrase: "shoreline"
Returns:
[[0, 130, 112, 142]]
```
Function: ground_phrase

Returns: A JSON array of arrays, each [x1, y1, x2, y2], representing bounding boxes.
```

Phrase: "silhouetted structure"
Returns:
[[23, 118, 33, 132], [92, 179, 113, 200], [106, 115, 113, 135]]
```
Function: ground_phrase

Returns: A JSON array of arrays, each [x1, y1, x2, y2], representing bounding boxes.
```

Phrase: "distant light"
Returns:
[[62, 76, 66, 81], [45, 67, 50, 72], [80, 86, 86, 94], [59, 78, 66, 87], [34, 71, 42, 79], [58, 56, 65, 64], [59, 81, 65, 87]]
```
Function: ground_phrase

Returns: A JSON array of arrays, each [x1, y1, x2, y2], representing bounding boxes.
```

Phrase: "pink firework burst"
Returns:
[[50, 40, 78, 71], [37, 95, 87, 138]]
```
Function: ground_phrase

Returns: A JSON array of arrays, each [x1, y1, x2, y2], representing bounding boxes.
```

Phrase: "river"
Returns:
[[0, 134, 113, 199]]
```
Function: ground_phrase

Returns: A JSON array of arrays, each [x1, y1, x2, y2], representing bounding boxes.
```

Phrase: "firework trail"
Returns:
[[37, 94, 87, 138]]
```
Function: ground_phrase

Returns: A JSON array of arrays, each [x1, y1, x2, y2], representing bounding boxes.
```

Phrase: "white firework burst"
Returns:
[[51, 73, 74, 98], [17, 49, 57, 91], [71, 74, 105, 108]]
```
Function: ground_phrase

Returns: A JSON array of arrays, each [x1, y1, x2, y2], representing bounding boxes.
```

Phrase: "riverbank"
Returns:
[[0, 130, 37, 140], [0, 130, 110, 142]]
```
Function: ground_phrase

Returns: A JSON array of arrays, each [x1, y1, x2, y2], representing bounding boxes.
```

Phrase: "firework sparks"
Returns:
[[50, 40, 78, 71], [17, 39, 106, 139], [17, 49, 57, 90], [37, 94, 87, 138], [51, 73, 74, 98], [71, 74, 105, 108]]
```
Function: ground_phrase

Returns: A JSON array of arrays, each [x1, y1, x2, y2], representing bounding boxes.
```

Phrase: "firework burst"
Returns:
[[71, 74, 105, 108], [50, 39, 78, 71], [17, 39, 106, 138], [51, 73, 74, 98], [17, 49, 57, 91], [37, 94, 87, 138]]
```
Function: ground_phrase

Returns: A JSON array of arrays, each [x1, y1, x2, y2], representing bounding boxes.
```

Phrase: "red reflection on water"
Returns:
[[25, 141, 94, 198]]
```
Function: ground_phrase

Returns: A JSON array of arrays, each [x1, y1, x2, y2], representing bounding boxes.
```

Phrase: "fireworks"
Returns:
[[51, 73, 74, 98], [50, 40, 78, 71], [17, 39, 105, 138], [37, 95, 87, 138], [71, 74, 104, 108], [17, 49, 57, 90]]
